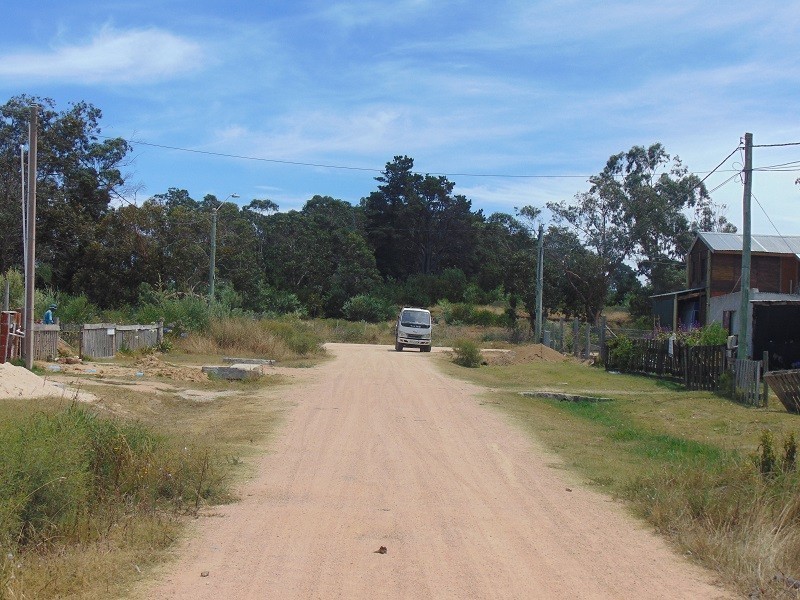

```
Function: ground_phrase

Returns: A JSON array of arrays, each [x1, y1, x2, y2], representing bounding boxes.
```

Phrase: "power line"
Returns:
[[706, 172, 741, 195], [753, 141, 800, 148], [751, 192, 798, 255], [696, 145, 743, 188], [101, 135, 794, 189], [115, 137, 592, 179]]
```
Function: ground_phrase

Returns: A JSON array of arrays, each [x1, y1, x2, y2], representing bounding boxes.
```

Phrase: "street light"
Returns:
[[209, 193, 240, 303]]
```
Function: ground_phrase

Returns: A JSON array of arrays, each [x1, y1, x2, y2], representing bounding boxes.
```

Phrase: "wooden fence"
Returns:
[[605, 338, 726, 391], [1, 319, 59, 362], [80, 323, 163, 359], [733, 358, 764, 407], [764, 369, 800, 413], [32, 324, 60, 361], [684, 345, 727, 391]]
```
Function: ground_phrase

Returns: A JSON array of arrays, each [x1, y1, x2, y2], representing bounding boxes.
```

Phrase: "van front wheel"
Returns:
[[395, 342, 404, 352], [422, 345, 432, 352]]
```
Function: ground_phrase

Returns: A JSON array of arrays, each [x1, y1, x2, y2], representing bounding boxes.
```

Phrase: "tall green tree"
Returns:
[[361, 156, 478, 280], [0, 96, 131, 290]]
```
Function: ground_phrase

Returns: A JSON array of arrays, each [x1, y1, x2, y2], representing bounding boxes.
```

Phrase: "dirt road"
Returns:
[[143, 343, 729, 599]]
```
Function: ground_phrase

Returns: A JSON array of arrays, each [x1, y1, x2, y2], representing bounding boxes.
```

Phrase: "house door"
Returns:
[[752, 304, 800, 369]]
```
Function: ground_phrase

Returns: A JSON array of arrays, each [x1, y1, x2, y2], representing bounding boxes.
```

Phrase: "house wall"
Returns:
[[709, 253, 783, 296], [780, 256, 800, 293], [652, 296, 675, 330], [687, 243, 709, 288], [709, 291, 752, 356]]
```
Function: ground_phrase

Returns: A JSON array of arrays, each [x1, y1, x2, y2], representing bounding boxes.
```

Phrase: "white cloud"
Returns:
[[0, 25, 203, 84]]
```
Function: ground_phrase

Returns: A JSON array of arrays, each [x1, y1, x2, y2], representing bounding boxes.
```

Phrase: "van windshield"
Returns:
[[400, 310, 431, 327]]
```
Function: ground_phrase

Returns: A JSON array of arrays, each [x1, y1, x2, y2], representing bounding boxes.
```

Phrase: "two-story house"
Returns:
[[652, 232, 800, 367]]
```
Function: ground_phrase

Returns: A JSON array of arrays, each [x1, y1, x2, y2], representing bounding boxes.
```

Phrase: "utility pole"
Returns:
[[23, 105, 37, 370], [208, 193, 239, 303], [737, 133, 753, 360], [21, 145, 27, 286], [535, 223, 544, 344], [209, 206, 218, 303]]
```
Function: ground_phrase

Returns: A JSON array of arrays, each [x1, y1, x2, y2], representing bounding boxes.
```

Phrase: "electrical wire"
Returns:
[[753, 141, 800, 148], [113, 137, 592, 179], [696, 145, 743, 188], [751, 192, 800, 255], [706, 172, 741, 195], [101, 136, 782, 187]]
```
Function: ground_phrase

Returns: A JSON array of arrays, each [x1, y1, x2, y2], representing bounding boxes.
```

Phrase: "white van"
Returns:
[[395, 307, 432, 352]]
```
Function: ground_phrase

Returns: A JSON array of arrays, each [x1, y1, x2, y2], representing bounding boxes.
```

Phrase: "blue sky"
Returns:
[[2, 1, 799, 235]]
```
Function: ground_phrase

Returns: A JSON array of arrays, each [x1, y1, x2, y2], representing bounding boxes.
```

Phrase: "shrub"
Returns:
[[341, 295, 393, 323], [452, 339, 483, 368], [606, 335, 635, 370], [262, 318, 323, 356]]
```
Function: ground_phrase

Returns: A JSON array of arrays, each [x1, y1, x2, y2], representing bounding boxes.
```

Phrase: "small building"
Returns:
[[654, 232, 800, 364]]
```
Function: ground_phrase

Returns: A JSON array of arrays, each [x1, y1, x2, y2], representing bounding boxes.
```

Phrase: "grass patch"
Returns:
[[0, 400, 231, 599], [437, 350, 800, 597]]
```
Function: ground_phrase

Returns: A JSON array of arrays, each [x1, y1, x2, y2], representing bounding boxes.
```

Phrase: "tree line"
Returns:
[[0, 95, 735, 325]]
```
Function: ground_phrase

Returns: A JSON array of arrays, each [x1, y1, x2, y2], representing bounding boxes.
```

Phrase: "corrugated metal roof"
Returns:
[[698, 232, 800, 254], [751, 292, 800, 303]]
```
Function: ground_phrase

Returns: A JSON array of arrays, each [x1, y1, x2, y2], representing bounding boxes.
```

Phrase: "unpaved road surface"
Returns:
[[143, 343, 729, 599]]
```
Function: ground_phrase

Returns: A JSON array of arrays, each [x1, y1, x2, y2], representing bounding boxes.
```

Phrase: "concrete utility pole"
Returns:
[[535, 223, 544, 343], [209, 207, 218, 303], [23, 105, 37, 370], [209, 193, 239, 303], [737, 133, 753, 360]]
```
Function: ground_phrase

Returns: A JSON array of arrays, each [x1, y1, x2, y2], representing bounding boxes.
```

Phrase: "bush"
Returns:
[[439, 302, 507, 327], [341, 295, 394, 323], [261, 318, 324, 356], [606, 335, 634, 370], [452, 339, 483, 368]]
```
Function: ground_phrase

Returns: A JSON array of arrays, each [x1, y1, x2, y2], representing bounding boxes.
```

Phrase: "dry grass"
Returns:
[[175, 317, 324, 361]]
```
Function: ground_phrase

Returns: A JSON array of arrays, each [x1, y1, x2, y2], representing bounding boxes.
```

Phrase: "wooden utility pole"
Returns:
[[23, 105, 37, 370], [535, 223, 544, 343], [737, 133, 753, 360]]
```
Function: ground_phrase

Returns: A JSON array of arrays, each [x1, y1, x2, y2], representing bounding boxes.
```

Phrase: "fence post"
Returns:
[[571, 319, 579, 357], [683, 345, 691, 389], [762, 350, 769, 407], [585, 324, 591, 359], [599, 317, 607, 365], [157, 320, 164, 345], [559, 318, 565, 352], [543, 326, 551, 348]]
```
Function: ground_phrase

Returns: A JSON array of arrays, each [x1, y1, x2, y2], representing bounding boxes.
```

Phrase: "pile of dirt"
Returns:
[[51, 354, 207, 383], [482, 344, 573, 366], [133, 354, 208, 382], [0, 362, 94, 401]]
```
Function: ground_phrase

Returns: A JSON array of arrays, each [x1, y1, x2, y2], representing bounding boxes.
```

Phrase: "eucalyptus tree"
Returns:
[[547, 143, 711, 306]]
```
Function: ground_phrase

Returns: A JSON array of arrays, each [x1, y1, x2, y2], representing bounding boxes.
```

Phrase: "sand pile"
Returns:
[[482, 343, 572, 366], [134, 355, 208, 382], [0, 362, 94, 401]]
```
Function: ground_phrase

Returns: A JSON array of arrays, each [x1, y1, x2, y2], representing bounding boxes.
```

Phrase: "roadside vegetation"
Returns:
[[440, 354, 800, 598]]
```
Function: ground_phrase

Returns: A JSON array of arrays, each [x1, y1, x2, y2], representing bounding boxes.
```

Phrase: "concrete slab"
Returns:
[[222, 357, 275, 365], [202, 363, 265, 380]]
